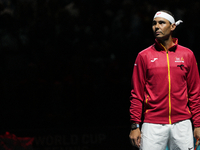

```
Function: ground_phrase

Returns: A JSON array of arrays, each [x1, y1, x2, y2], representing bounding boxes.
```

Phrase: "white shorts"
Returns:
[[140, 119, 194, 150]]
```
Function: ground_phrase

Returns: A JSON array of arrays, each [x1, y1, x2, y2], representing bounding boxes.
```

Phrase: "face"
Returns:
[[152, 17, 176, 40]]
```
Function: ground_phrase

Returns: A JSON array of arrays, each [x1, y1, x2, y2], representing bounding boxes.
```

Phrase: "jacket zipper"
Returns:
[[160, 44, 172, 124], [145, 95, 149, 113], [166, 51, 172, 124]]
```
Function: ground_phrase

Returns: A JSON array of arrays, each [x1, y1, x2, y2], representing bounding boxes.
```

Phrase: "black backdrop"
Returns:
[[0, 0, 200, 149]]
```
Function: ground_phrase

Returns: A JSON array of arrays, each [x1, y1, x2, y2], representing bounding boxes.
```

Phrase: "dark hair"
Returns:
[[159, 10, 175, 18]]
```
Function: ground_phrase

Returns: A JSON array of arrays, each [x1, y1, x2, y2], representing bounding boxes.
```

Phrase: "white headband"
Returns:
[[153, 11, 183, 26]]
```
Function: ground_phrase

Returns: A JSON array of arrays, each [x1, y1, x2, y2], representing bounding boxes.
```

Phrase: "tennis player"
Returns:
[[129, 10, 200, 150]]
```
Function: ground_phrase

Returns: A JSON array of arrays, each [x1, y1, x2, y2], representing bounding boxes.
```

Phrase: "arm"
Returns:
[[187, 53, 200, 139], [129, 53, 146, 124], [193, 78, 200, 140], [129, 53, 146, 147]]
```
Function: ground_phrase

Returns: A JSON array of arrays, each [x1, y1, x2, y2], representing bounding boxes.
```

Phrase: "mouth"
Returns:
[[155, 31, 162, 36], [156, 31, 161, 34]]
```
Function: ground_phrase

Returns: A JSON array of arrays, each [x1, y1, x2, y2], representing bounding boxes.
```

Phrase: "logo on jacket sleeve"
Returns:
[[175, 57, 184, 63]]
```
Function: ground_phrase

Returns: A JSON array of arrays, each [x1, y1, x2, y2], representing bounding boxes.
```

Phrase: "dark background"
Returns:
[[0, 0, 200, 149]]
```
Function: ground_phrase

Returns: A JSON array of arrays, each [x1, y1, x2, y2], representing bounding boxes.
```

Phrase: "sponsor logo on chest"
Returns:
[[175, 57, 184, 63], [151, 58, 158, 62]]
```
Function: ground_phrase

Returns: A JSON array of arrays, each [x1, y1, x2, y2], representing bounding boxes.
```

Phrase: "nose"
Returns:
[[154, 22, 159, 31], [155, 22, 159, 29]]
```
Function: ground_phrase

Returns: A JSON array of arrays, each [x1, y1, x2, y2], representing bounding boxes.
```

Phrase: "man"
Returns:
[[129, 10, 200, 150]]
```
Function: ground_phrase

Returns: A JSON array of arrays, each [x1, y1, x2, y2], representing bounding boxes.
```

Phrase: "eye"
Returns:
[[158, 21, 165, 24], [152, 21, 157, 26]]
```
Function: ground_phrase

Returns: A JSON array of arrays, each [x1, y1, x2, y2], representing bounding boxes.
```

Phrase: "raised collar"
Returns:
[[154, 38, 178, 52]]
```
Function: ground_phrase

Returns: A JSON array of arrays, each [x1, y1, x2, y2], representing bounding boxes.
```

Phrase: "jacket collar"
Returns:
[[154, 38, 178, 52]]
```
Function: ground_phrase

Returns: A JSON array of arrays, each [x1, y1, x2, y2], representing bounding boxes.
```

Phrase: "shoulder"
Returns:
[[138, 45, 155, 56], [177, 45, 196, 61], [177, 45, 194, 54]]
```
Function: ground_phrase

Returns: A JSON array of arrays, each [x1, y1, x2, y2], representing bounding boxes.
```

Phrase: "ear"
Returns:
[[171, 23, 176, 31]]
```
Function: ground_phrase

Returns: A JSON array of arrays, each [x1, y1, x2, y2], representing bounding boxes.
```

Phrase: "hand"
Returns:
[[194, 127, 200, 140], [129, 128, 141, 148]]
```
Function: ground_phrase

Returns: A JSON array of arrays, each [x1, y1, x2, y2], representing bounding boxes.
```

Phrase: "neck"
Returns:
[[157, 36, 175, 50]]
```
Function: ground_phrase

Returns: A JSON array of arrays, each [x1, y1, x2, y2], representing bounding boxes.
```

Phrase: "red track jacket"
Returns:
[[130, 38, 200, 127]]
